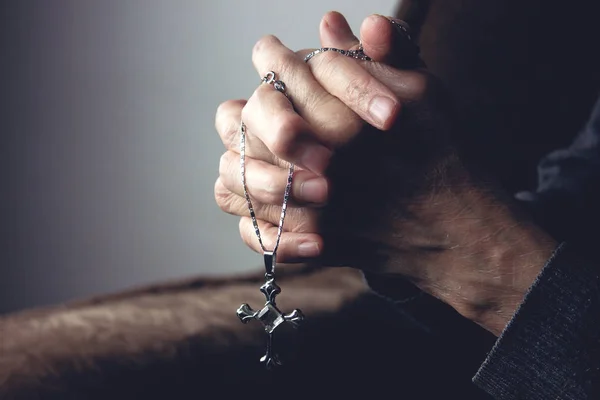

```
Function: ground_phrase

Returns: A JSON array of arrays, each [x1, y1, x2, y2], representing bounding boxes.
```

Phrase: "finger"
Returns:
[[319, 11, 360, 50], [308, 12, 403, 131], [216, 99, 286, 167], [219, 150, 328, 206], [318, 12, 419, 68], [239, 217, 323, 262], [251, 35, 364, 166], [315, 16, 431, 105], [359, 15, 422, 69], [214, 178, 319, 233], [242, 82, 333, 175], [252, 35, 357, 133], [305, 43, 401, 131], [360, 62, 431, 102]]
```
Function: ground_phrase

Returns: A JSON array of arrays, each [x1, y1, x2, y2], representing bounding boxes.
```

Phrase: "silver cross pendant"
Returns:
[[236, 251, 304, 369]]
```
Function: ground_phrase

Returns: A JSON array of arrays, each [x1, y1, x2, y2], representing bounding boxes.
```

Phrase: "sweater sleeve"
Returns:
[[473, 242, 600, 399]]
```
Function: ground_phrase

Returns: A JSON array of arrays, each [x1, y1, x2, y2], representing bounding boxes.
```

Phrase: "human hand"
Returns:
[[215, 12, 556, 335], [215, 12, 429, 259]]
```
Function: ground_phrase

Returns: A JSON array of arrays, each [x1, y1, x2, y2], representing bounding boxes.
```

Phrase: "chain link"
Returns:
[[239, 119, 293, 256], [239, 40, 386, 261]]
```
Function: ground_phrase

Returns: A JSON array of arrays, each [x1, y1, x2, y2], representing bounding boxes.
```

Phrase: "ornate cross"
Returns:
[[236, 251, 304, 368]]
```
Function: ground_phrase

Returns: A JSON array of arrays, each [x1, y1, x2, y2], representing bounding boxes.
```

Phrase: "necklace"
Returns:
[[235, 71, 303, 369], [235, 45, 374, 369]]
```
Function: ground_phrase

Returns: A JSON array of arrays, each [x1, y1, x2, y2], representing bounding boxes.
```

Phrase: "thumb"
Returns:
[[359, 14, 423, 69]]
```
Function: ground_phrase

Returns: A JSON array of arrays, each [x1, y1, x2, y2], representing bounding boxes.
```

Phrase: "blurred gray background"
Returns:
[[0, 0, 395, 314]]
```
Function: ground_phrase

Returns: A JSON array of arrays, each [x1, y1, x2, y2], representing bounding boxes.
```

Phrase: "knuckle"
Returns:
[[214, 179, 236, 213], [218, 151, 234, 178], [216, 100, 243, 149], [344, 75, 373, 106], [239, 218, 253, 247], [253, 35, 280, 60], [261, 179, 283, 205], [253, 37, 298, 85], [268, 114, 301, 158]]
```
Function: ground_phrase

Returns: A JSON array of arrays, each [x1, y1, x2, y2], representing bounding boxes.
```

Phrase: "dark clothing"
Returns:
[[516, 96, 600, 246], [473, 243, 600, 399], [368, 95, 600, 399], [472, 96, 600, 398]]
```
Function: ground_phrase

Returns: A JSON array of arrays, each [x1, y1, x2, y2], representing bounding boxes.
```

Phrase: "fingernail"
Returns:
[[298, 242, 321, 257], [300, 177, 328, 204], [369, 96, 396, 126], [298, 144, 331, 175]]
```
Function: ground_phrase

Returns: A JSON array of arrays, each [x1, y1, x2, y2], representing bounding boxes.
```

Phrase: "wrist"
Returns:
[[391, 167, 557, 336], [437, 220, 556, 336]]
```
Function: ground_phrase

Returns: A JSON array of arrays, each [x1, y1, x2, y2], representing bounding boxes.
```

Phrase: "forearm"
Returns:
[[433, 212, 557, 337], [384, 164, 557, 336]]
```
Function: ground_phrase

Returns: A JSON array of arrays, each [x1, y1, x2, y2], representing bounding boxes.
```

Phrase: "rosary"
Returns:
[[236, 19, 418, 369]]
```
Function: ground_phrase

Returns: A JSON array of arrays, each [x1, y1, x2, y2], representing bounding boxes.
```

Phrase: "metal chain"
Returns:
[[239, 40, 383, 261], [237, 20, 417, 368], [303, 46, 371, 63], [239, 120, 293, 256]]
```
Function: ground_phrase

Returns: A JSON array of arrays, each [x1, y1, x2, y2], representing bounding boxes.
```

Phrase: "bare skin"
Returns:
[[2, 3, 598, 397], [214, 12, 557, 336]]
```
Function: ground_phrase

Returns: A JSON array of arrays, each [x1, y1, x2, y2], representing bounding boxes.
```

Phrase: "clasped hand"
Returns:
[[215, 12, 443, 262], [214, 12, 555, 336]]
